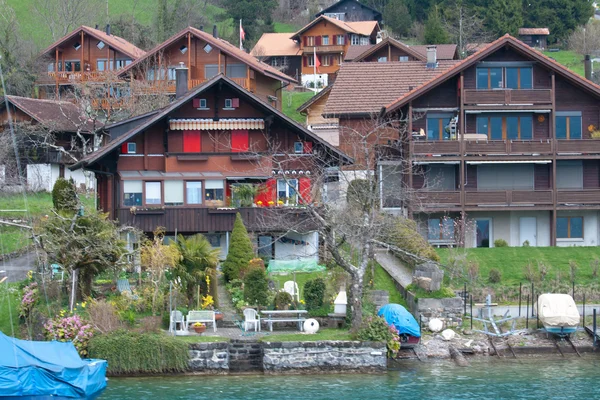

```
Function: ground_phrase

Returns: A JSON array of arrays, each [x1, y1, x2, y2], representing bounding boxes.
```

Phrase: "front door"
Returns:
[[475, 219, 491, 248], [519, 217, 537, 246]]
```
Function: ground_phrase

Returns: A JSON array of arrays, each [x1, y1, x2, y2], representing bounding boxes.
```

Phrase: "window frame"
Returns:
[[398, 56, 409, 62], [185, 181, 203, 205], [476, 65, 534, 90], [322, 55, 330, 66], [224, 98, 233, 109], [475, 114, 533, 140], [204, 180, 225, 202], [277, 178, 299, 205], [307, 55, 315, 67], [306, 36, 315, 46], [336, 35, 345, 45], [322, 35, 329, 45], [426, 113, 454, 141], [144, 181, 162, 205], [123, 180, 143, 207], [427, 218, 455, 241], [164, 180, 184, 206], [556, 112, 582, 140], [127, 142, 136, 154], [556, 216, 584, 239]]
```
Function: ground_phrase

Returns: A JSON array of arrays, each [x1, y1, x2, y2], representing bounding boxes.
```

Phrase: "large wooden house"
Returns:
[[330, 34, 600, 248], [72, 72, 350, 261], [36, 25, 145, 99], [117, 26, 296, 110], [315, 0, 383, 25]]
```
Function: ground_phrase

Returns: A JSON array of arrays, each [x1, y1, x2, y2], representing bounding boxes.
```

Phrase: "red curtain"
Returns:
[[121, 143, 128, 153], [183, 130, 201, 153]]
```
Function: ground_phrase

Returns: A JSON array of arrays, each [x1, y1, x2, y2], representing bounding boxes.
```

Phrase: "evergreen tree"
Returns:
[[222, 213, 254, 282], [52, 178, 78, 214], [384, 0, 412, 37], [485, 0, 522, 37], [424, 6, 450, 44], [523, 0, 594, 43]]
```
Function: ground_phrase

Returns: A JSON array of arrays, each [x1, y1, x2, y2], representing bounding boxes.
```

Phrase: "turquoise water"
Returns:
[[99, 359, 600, 399]]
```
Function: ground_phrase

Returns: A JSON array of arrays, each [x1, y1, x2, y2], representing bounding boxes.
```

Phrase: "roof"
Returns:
[[519, 28, 550, 36], [118, 27, 296, 83], [72, 75, 352, 170], [315, 0, 382, 18], [297, 85, 333, 113], [290, 15, 379, 41], [40, 26, 145, 60], [385, 34, 600, 114], [345, 45, 374, 61], [351, 37, 426, 62], [251, 33, 301, 57], [410, 44, 458, 60], [323, 60, 459, 116], [1, 96, 101, 133]]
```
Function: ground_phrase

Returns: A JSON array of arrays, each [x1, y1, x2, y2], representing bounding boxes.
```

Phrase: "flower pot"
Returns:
[[215, 313, 224, 321], [193, 325, 206, 334]]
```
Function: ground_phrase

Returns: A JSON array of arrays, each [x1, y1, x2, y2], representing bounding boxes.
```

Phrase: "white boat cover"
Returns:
[[537, 293, 580, 327]]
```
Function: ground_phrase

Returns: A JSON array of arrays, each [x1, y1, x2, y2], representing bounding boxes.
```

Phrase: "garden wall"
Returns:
[[394, 281, 464, 328], [188, 342, 229, 374]]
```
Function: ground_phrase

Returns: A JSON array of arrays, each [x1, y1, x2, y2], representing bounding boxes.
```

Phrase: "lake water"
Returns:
[[99, 358, 600, 399]]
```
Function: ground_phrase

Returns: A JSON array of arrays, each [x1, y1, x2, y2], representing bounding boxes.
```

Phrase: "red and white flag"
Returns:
[[314, 48, 321, 73], [239, 20, 245, 50]]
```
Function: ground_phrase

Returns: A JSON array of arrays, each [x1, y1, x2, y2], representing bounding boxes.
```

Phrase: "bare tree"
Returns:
[[568, 21, 600, 57], [443, 0, 493, 59], [32, 0, 101, 42]]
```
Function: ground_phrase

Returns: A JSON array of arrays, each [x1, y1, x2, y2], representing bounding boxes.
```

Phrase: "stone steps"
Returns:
[[228, 339, 263, 373]]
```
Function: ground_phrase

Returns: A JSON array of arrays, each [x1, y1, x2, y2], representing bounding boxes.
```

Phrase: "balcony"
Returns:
[[42, 71, 110, 84], [303, 45, 345, 54], [133, 77, 251, 94], [463, 139, 553, 155], [411, 140, 461, 156], [465, 190, 553, 206], [557, 189, 600, 205], [463, 89, 552, 106], [414, 191, 462, 209], [556, 139, 600, 155]]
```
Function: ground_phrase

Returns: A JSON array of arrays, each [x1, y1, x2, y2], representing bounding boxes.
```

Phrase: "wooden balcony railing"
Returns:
[[411, 140, 461, 155], [134, 77, 252, 94], [46, 71, 109, 83], [412, 139, 554, 156], [556, 139, 600, 154], [557, 189, 600, 205], [464, 190, 553, 206], [414, 191, 462, 208], [303, 45, 345, 54], [463, 89, 552, 105]]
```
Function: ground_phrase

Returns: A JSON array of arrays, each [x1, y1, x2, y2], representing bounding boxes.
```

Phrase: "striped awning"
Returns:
[[169, 118, 265, 130]]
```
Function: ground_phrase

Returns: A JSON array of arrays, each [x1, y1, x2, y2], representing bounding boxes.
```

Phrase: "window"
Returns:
[[378, 56, 387, 62], [322, 35, 329, 45], [193, 98, 208, 109], [336, 35, 345, 45], [351, 34, 360, 45], [476, 66, 533, 89], [164, 181, 184, 206], [206, 234, 221, 247], [127, 143, 136, 154], [231, 130, 249, 152], [380, 163, 403, 208], [97, 41, 105, 50], [399, 56, 409, 62], [337, 54, 343, 65], [205, 180, 224, 201], [73, 42, 81, 51], [205, 65, 219, 79], [183, 130, 201, 152], [186, 181, 202, 204], [360, 36, 369, 45], [145, 182, 161, 204], [277, 179, 298, 204], [557, 217, 583, 239], [116, 59, 133, 70], [556, 112, 582, 140], [426, 114, 453, 140], [557, 161, 583, 189], [506, 67, 532, 89], [294, 142, 304, 153], [180, 45, 188, 54], [307, 55, 314, 67], [322, 55, 330, 66], [427, 218, 454, 241], [427, 165, 455, 190], [224, 99, 233, 109], [64, 61, 81, 72], [203, 44, 212, 53], [97, 59, 108, 71], [477, 164, 534, 190], [476, 115, 533, 140], [476, 67, 502, 89], [306, 36, 315, 46], [226, 64, 246, 78], [123, 181, 142, 206]]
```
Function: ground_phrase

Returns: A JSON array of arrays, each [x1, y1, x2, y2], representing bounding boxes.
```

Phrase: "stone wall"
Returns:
[[262, 341, 387, 374], [188, 342, 229, 374]]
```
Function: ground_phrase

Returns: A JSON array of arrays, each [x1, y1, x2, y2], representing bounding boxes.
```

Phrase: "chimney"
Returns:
[[106, 24, 111, 36], [175, 62, 188, 99], [426, 45, 437, 68], [585, 54, 592, 80], [199, 25, 203, 31], [212, 25, 218, 39], [95, 24, 99, 30], [376, 31, 382, 44]]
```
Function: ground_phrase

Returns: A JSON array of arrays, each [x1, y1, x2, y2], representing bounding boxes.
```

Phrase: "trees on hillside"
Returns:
[[222, 0, 277, 48], [485, 0, 523, 37], [443, 0, 493, 59], [384, 0, 412, 37], [523, 0, 594, 44], [424, 6, 449, 45]]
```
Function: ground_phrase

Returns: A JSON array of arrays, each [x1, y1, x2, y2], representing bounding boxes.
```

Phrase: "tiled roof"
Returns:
[[351, 37, 426, 62], [410, 44, 458, 60], [291, 15, 379, 41], [323, 60, 459, 116], [344, 45, 374, 61], [119, 27, 296, 83], [346, 21, 380, 36], [519, 28, 550, 36], [251, 33, 301, 57], [40, 26, 145, 60], [1, 96, 101, 133]]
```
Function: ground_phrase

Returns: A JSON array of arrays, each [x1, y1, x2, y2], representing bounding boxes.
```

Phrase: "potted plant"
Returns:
[[192, 322, 206, 334]]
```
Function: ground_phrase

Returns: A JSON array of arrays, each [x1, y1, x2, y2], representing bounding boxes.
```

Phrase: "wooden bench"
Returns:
[[260, 310, 308, 332], [186, 310, 216, 332]]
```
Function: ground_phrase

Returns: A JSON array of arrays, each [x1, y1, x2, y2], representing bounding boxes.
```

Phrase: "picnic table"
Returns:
[[260, 310, 308, 332]]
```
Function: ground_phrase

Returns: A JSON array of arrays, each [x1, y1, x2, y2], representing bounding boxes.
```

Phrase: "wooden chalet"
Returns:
[[367, 34, 600, 248], [117, 26, 296, 109], [518, 28, 550, 50], [36, 25, 145, 99], [251, 33, 302, 81], [315, 0, 383, 25], [344, 42, 458, 62], [72, 73, 350, 260]]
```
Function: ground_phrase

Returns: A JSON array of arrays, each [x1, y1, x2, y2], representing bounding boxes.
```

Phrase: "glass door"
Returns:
[[475, 219, 491, 248]]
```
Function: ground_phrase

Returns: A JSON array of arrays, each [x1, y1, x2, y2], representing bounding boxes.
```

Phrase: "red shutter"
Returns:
[[232, 98, 240, 108], [299, 177, 311, 204], [183, 130, 201, 153], [121, 143, 128, 153], [255, 178, 276, 205], [315, 36, 321, 46], [303, 36, 307, 47], [231, 129, 249, 152], [192, 98, 200, 108], [303, 141, 313, 154], [303, 56, 307, 67]]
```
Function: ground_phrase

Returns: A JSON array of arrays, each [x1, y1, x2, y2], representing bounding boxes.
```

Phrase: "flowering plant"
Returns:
[[387, 325, 401, 357], [201, 294, 214, 309], [268, 200, 275, 206], [193, 322, 206, 328], [256, 201, 263, 206], [44, 313, 94, 357], [19, 282, 39, 319], [277, 200, 284, 205]]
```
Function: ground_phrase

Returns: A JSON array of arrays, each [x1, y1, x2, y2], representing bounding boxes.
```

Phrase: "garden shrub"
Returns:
[[88, 330, 189, 375], [86, 299, 122, 334], [346, 179, 373, 209], [303, 278, 326, 311], [494, 239, 508, 247], [467, 261, 480, 282], [569, 260, 578, 282], [222, 213, 254, 282], [523, 261, 536, 282], [386, 217, 440, 262], [274, 290, 293, 310], [488, 268, 502, 284], [243, 268, 269, 307], [591, 257, 599, 279], [355, 316, 402, 357], [52, 177, 78, 213]]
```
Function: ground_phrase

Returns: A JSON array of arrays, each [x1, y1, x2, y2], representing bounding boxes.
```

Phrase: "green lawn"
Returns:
[[542, 50, 585, 76], [436, 247, 600, 286], [372, 263, 407, 307], [274, 22, 299, 33], [0, 284, 21, 337], [269, 271, 326, 299], [261, 328, 352, 341], [282, 91, 315, 124]]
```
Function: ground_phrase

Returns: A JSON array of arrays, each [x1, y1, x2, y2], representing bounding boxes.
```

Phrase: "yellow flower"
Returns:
[[205, 275, 210, 287], [299, 299, 305, 304], [81, 302, 86, 308], [27, 271, 33, 280]]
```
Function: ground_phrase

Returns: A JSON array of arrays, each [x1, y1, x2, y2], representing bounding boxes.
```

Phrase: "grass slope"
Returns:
[[0, 284, 20, 337], [436, 247, 600, 285], [372, 263, 407, 307], [542, 50, 585, 76], [274, 22, 300, 33], [282, 91, 314, 124]]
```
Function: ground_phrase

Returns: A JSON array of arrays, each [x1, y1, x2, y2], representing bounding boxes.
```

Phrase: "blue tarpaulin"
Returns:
[[0, 331, 107, 398], [378, 304, 421, 338]]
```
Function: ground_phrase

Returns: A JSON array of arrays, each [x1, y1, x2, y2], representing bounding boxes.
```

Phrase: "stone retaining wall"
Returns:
[[188, 342, 229, 374]]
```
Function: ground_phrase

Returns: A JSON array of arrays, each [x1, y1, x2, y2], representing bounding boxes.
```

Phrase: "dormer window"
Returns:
[[204, 44, 212, 53], [97, 41, 105, 50], [73, 42, 81, 51], [180, 45, 188, 54]]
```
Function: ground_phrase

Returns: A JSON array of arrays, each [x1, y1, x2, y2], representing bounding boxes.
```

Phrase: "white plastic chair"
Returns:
[[283, 281, 300, 302], [243, 308, 261, 332], [169, 310, 184, 333]]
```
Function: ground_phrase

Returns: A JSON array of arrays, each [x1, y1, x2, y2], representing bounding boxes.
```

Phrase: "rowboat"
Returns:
[[537, 293, 580, 337]]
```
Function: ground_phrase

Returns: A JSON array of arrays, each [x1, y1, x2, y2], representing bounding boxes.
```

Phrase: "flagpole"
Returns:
[[239, 19, 243, 50], [313, 47, 316, 89]]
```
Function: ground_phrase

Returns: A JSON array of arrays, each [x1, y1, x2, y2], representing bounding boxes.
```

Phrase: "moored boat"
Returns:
[[377, 303, 421, 348], [536, 293, 580, 337]]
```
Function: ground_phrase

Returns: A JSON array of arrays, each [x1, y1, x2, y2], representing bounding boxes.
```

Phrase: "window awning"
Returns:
[[465, 110, 551, 114], [413, 161, 460, 165], [467, 160, 552, 164], [118, 171, 270, 179], [169, 118, 265, 130]]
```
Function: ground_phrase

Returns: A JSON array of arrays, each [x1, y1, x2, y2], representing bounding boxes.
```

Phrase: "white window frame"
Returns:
[[164, 180, 184, 206], [378, 56, 387, 62], [127, 142, 136, 154], [145, 182, 162, 205], [224, 99, 233, 109], [307, 55, 314, 67], [199, 98, 207, 109], [399, 56, 409, 62], [351, 34, 359, 45], [186, 181, 203, 204], [336, 35, 345, 45], [322, 55, 330, 66], [322, 35, 329, 45], [277, 179, 299, 205], [294, 142, 304, 154]]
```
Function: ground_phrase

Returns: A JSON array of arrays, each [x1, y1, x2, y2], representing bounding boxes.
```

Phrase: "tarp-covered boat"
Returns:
[[377, 303, 421, 347], [0, 331, 107, 399], [536, 293, 580, 337]]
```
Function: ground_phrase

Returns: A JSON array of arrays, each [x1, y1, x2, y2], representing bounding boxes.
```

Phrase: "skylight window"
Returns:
[[204, 44, 212, 53]]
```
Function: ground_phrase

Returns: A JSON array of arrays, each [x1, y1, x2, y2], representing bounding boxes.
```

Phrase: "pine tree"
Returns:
[[222, 213, 254, 282], [485, 0, 522, 37], [384, 0, 412, 37], [424, 6, 449, 45]]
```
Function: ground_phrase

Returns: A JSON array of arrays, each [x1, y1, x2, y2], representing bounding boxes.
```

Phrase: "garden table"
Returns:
[[260, 310, 308, 332]]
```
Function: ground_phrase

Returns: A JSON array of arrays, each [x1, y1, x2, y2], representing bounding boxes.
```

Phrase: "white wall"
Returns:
[[301, 74, 328, 88], [556, 210, 598, 247], [274, 232, 319, 261], [26, 164, 95, 192], [66, 168, 96, 191], [464, 211, 551, 248]]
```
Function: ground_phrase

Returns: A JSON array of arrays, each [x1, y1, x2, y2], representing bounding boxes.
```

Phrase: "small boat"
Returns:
[[0, 331, 107, 399], [377, 303, 421, 348], [536, 293, 580, 337]]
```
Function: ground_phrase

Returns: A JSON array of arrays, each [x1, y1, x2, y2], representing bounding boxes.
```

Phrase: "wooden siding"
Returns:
[[412, 78, 458, 108], [534, 164, 551, 189], [299, 19, 351, 75], [583, 160, 600, 188], [362, 45, 420, 62], [304, 89, 339, 127], [463, 89, 552, 105]]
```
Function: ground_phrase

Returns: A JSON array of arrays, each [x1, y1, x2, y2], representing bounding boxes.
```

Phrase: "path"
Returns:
[[374, 248, 413, 288], [1, 251, 37, 283], [215, 273, 238, 323]]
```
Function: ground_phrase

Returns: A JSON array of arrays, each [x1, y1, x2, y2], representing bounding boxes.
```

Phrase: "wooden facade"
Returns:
[[315, 0, 383, 25]]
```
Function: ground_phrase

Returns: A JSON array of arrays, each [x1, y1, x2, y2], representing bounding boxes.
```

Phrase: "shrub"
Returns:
[[386, 217, 440, 262], [445, 249, 467, 282], [304, 278, 326, 311], [44, 313, 95, 357], [467, 261, 480, 282], [240, 258, 265, 280], [86, 299, 122, 334], [523, 261, 536, 282], [522, 240, 530, 247], [537, 261, 549, 281], [243, 268, 269, 307], [488, 268, 502, 284], [569, 260, 578, 282], [222, 213, 254, 282], [88, 330, 189, 375], [591, 257, 599, 279], [494, 239, 508, 247], [355, 316, 393, 342], [52, 177, 78, 213], [274, 290, 293, 310]]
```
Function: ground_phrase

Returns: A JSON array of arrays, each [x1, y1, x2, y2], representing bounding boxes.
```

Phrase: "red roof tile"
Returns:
[[344, 45, 374, 61], [519, 28, 550, 36], [410, 44, 458, 60]]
